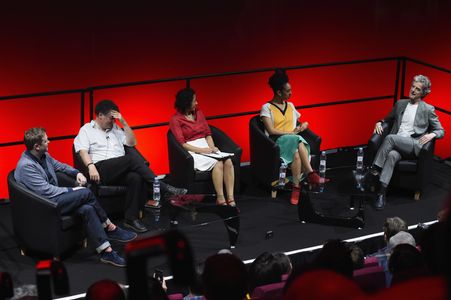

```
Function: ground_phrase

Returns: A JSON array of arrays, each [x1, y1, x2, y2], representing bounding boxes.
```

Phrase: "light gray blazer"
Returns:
[[382, 99, 445, 139]]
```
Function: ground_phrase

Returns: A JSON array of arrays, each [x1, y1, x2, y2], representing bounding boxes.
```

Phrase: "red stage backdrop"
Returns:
[[1, 0, 450, 199]]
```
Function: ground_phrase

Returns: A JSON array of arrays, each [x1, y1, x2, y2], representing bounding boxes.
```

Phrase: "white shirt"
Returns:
[[74, 120, 126, 163], [397, 102, 419, 137]]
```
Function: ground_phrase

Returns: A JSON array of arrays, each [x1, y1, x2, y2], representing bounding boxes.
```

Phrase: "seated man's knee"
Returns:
[[76, 188, 96, 200], [125, 172, 145, 188], [385, 134, 397, 143], [78, 204, 95, 216], [387, 151, 401, 162]]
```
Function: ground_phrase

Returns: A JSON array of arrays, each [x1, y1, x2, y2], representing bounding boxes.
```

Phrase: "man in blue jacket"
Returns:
[[14, 127, 136, 267]]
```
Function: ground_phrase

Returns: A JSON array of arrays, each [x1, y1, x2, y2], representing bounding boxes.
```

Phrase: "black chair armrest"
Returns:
[[299, 128, 321, 155], [73, 145, 88, 177], [8, 172, 62, 224], [415, 138, 436, 189], [249, 115, 281, 184], [167, 130, 196, 187], [211, 126, 242, 156], [366, 122, 391, 165]]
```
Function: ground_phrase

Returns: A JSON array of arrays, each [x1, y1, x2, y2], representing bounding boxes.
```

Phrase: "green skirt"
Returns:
[[276, 134, 310, 165]]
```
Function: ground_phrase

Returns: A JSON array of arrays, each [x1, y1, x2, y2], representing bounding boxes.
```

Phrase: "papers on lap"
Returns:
[[199, 151, 234, 159]]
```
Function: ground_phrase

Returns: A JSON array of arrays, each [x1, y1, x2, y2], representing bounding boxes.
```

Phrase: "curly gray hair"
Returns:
[[413, 74, 431, 97]]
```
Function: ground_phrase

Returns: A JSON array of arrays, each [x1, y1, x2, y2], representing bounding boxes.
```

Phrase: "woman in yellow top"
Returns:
[[261, 70, 328, 205]]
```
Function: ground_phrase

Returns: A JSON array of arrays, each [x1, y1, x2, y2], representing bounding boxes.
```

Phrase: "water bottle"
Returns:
[[278, 162, 287, 187], [356, 147, 364, 173], [153, 208, 160, 223], [356, 147, 364, 190], [153, 178, 161, 203], [319, 151, 326, 178]]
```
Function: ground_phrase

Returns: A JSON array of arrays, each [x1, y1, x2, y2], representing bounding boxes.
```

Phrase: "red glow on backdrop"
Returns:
[[1, 95, 82, 144], [1, 1, 450, 199]]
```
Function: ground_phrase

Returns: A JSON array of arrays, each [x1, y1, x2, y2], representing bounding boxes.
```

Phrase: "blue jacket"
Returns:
[[14, 151, 79, 199]]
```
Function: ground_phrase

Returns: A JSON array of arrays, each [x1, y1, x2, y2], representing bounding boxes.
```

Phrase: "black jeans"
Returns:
[[94, 153, 168, 220]]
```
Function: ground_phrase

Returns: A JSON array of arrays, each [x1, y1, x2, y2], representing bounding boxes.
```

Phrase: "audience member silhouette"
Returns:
[[202, 253, 248, 300], [85, 279, 126, 300], [283, 270, 364, 300], [388, 244, 428, 286], [273, 252, 293, 275], [313, 239, 354, 278], [147, 277, 169, 300], [348, 244, 365, 270], [248, 252, 285, 292]]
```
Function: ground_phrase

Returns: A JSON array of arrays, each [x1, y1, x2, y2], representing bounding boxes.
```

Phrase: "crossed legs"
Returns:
[[291, 143, 314, 188], [373, 134, 415, 187]]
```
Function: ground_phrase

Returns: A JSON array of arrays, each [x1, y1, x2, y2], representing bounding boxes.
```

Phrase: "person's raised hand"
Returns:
[[110, 110, 125, 125]]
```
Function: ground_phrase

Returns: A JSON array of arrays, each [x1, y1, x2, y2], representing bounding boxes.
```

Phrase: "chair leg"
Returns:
[[83, 238, 88, 248], [414, 191, 421, 201]]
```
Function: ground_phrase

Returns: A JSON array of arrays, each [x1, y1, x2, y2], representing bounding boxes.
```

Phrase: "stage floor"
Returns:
[[1, 161, 450, 298]]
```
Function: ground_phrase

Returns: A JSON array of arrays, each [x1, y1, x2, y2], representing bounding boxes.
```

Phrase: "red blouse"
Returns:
[[169, 110, 212, 145]]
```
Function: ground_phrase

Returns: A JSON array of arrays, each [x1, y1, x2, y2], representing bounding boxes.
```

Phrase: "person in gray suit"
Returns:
[[367, 75, 445, 210]]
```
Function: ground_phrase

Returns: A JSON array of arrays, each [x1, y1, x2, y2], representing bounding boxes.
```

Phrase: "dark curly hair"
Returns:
[[268, 69, 289, 93], [175, 88, 196, 113]]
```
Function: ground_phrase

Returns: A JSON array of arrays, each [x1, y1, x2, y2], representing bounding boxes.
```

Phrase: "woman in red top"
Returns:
[[169, 88, 236, 206]]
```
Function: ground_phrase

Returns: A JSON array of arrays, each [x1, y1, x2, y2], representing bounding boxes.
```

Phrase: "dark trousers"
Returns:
[[53, 188, 110, 252], [94, 153, 168, 220]]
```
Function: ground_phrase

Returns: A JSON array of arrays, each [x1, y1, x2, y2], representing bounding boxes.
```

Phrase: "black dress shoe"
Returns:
[[375, 193, 386, 210], [124, 219, 148, 233], [165, 184, 188, 196]]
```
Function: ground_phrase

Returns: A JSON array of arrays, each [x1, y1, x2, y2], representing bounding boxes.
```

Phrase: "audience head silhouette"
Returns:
[[314, 239, 353, 278], [202, 253, 248, 300], [85, 279, 125, 300], [248, 252, 283, 292]]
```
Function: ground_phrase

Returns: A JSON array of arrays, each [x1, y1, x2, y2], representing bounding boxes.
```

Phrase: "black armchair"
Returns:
[[249, 115, 322, 198], [72, 145, 149, 216], [167, 125, 242, 194], [7, 170, 84, 258], [366, 122, 436, 200]]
